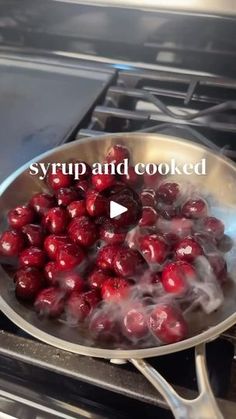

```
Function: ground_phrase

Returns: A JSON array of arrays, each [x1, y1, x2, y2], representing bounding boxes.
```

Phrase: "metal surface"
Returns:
[[54, 0, 236, 16], [1, 132, 236, 418]]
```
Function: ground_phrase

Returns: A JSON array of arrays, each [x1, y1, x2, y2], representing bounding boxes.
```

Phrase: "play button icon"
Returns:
[[110, 200, 128, 219]]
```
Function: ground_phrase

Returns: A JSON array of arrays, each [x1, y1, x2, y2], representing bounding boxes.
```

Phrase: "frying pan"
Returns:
[[1, 133, 236, 419]]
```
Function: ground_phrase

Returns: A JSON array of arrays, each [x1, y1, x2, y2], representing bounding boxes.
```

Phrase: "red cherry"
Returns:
[[47, 167, 72, 191], [148, 304, 188, 344], [175, 236, 203, 262], [44, 234, 69, 260], [56, 188, 78, 207], [140, 189, 157, 208], [101, 277, 131, 302], [0, 230, 25, 257], [34, 287, 65, 317], [15, 267, 43, 301], [122, 304, 149, 339], [139, 234, 168, 264], [157, 182, 180, 204], [89, 312, 117, 341], [139, 206, 158, 227], [156, 202, 179, 219], [92, 173, 115, 192], [202, 217, 224, 240], [99, 220, 126, 244], [59, 272, 85, 295], [29, 193, 55, 216], [96, 244, 121, 271], [120, 166, 142, 189], [162, 261, 197, 295], [144, 172, 162, 188], [113, 247, 143, 277], [68, 216, 98, 247], [74, 180, 90, 196], [88, 268, 111, 289], [8, 206, 35, 229], [19, 247, 46, 268], [66, 289, 99, 323], [67, 200, 87, 218], [44, 261, 59, 286], [56, 243, 85, 271], [106, 144, 130, 164], [182, 199, 208, 219], [22, 224, 44, 247], [43, 207, 68, 234], [86, 189, 108, 217]]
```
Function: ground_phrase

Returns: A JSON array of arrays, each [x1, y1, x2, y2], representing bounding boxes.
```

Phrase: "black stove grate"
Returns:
[[77, 68, 236, 159]]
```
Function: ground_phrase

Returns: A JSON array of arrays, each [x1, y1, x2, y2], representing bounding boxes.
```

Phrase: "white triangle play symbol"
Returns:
[[110, 200, 128, 219]]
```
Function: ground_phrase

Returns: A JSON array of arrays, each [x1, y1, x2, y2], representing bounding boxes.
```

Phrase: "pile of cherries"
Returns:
[[0, 144, 229, 348]]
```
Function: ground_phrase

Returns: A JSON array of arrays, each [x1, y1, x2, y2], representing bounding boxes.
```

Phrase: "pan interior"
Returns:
[[0, 133, 236, 359]]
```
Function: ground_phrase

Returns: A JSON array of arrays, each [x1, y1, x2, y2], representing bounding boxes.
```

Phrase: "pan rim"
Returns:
[[1, 132, 236, 359]]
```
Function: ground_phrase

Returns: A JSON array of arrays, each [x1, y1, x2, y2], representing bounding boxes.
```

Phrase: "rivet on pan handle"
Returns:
[[130, 343, 224, 419]]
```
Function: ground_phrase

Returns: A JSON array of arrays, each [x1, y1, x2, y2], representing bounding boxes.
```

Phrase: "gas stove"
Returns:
[[1, 1, 236, 418]]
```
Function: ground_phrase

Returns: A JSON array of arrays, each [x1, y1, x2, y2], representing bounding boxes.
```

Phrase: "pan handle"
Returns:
[[130, 343, 224, 419]]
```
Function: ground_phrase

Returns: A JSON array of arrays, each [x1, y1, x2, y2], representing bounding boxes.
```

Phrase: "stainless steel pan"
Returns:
[[1, 133, 236, 419]]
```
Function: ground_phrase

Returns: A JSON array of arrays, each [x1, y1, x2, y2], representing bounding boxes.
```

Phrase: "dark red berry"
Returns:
[[0, 230, 24, 257], [22, 224, 44, 247], [202, 217, 224, 240], [139, 234, 168, 264], [106, 144, 130, 164], [120, 166, 142, 188], [99, 220, 126, 244], [101, 277, 131, 302], [34, 287, 65, 317], [96, 244, 121, 271], [29, 193, 55, 216], [68, 216, 98, 247], [113, 247, 143, 277], [56, 188, 78, 207], [139, 206, 158, 227], [59, 272, 85, 295], [182, 199, 208, 219], [43, 207, 68, 234], [44, 261, 59, 286], [44, 234, 70, 260], [88, 268, 111, 289], [140, 189, 156, 207], [167, 217, 193, 237], [157, 182, 180, 205], [122, 304, 149, 339], [148, 304, 188, 344], [47, 168, 72, 191], [89, 312, 117, 341], [175, 237, 203, 262], [86, 189, 108, 217], [66, 289, 99, 323], [92, 173, 115, 192], [19, 247, 46, 268], [74, 180, 89, 196], [67, 200, 87, 218], [156, 202, 178, 219], [15, 267, 43, 301], [162, 261, 197, 295], [56, 243, 85, 271], [8, 206, 35, 229]]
